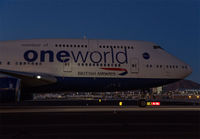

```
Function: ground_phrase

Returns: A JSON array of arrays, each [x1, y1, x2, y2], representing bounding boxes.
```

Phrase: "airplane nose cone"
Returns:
[[187, 65, 192, 76], [178, 62, 192, 79]]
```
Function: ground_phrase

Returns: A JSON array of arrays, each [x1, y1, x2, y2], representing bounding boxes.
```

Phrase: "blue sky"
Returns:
[[0, 0, 199, 83]]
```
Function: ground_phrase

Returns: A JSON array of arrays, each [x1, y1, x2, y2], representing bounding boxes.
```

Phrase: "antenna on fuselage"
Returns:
[[83, 34, 87, 39]]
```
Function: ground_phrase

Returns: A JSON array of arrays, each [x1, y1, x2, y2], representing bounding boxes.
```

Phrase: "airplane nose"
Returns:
[[178, 61, 192, 79], [187, 65, 192, 76]]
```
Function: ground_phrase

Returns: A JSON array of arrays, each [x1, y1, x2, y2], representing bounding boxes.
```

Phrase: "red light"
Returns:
[[151, 102, 160, 106], [156, 102, 160, 105]]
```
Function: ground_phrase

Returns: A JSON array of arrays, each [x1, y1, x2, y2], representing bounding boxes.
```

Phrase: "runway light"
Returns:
[[147, 102, 151, 106], [151, 102, 160, 106], [99, 99, 102, 103], [119, 101, 123, 106], [146, 102, 160, 106], [36, 75, 41, 79], [154, 102, 160, 106]]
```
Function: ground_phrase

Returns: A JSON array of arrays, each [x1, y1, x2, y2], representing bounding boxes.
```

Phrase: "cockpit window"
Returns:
[[153, 45, 164, 50]]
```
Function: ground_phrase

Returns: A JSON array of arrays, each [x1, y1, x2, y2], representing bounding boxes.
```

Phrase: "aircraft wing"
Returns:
[[0, 69, 57, 87]]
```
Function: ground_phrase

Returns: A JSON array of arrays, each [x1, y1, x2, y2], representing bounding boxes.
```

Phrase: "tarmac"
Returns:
[[0, 105, 200, 113], [0, 105, 200, 139]]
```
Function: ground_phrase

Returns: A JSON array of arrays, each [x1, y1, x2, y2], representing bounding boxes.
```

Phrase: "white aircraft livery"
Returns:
[[0, 38, 192, 95]]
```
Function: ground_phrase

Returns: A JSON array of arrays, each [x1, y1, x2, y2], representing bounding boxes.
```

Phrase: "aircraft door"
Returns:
[[63, 59, 72, 72], [163, 65, 170, 77], [130, 58, 139, 73]]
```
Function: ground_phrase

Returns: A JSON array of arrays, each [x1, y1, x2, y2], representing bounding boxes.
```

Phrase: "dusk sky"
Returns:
[[0, 0, 199, 83]]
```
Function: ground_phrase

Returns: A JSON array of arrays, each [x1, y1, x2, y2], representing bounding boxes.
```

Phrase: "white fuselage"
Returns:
[[0, 39, 192, 92]]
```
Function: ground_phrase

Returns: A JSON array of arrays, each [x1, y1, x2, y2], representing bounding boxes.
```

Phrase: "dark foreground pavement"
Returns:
[[0, 107, 200, 139]]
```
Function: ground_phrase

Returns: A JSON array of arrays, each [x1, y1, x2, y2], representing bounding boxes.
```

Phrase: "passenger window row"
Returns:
[[166, 65, 178, 69], [146, 64, 188, 69], [16, 62, 42, 66], [0, 61, 11, 65], [77, 63, 121, 67], [55, 44, 87, 48], [99, 45, 134, 49], [0, 61, 188, 70], [0, 62, 43, 66]]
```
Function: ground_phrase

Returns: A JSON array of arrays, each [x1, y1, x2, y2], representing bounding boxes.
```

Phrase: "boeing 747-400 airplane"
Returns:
[[0, 38, 192, 106]]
